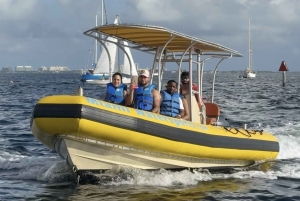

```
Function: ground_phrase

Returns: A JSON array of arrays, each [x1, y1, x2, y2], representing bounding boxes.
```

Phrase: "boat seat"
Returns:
[[185, 93, 201, 124], [206, 117, 217, 125], [204, 103, 220, 125]]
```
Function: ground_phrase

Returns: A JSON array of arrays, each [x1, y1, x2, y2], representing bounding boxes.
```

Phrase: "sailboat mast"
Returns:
[[101, 0, 104, 25], [100, 0, 103, 58], [248, 18, 251, 70], [117, 15, 120, 72], [95, 15, 98, 65]]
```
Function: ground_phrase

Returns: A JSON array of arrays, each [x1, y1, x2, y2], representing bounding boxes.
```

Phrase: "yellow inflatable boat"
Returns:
[[31, 20, 279, 172], [31, 95, 279, 171]]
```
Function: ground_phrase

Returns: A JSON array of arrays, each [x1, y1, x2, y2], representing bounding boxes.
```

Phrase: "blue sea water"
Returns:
[[1, 71, 300, 201]]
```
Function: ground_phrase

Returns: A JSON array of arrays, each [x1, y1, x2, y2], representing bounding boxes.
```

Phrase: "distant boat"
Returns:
[[242, 18, 256, 78], [153, 69, 158, 76], [81, 15, 138, 84]]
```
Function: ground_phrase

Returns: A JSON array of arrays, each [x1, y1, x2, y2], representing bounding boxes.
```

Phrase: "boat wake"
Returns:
[[78, 166, 214, 186], [0, 155, 76, 183], [75, 121, 300, 185], [1, 148, 300, 187]]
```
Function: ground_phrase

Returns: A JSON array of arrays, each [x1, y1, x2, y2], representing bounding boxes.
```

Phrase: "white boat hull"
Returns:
[[56, 135, 253, 171], [242, 72, 256, 78], [85, 77, 131, 85]]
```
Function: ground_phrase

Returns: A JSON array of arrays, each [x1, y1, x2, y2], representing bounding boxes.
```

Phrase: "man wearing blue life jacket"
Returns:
[[160, 80, 190, 120], [103, 72, 127, 105], [126, 69, 160, 113]]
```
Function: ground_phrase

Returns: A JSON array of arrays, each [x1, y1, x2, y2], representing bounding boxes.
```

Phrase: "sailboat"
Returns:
[[153, 69, 158, 76], [82, 15, 99, 78], [242, 18, 256, 78], [81, 15, 138, 85]]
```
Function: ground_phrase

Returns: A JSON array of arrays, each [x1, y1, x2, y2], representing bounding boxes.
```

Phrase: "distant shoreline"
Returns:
[[0, 71, 82, 74]]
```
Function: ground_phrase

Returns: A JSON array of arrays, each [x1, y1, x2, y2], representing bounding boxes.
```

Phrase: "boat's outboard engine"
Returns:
[[216, 114, 230, 127]]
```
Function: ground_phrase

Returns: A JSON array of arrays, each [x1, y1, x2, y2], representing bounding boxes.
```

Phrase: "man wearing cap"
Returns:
[[126, 69, 160, 113]]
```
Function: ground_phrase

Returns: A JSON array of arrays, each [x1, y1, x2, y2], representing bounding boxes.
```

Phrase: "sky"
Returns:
[[0, 0, 299, 71]]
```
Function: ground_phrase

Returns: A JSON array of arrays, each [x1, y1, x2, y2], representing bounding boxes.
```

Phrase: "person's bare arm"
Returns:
[[123, 89, 128, 104], [126, 84, 134, 107], [177, 108, 185, 119], [181, 97, 190, 120], [193, 84, 200, 103], [151, 89, 161, 113]]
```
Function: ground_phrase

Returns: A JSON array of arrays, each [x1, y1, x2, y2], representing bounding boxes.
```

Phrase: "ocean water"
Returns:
[[1, 71, 300, 201]]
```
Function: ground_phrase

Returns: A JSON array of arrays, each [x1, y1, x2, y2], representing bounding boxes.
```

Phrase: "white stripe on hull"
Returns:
[[56, 136, 253, 171]]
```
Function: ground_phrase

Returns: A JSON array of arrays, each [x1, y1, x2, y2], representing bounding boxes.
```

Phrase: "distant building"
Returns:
[[24, 66, 33, 71], [49, 66, 70, 72], [1, 67, 13, 73], [72, 69, 84, 74], [15, 65, 33, 72], [15, 66, 24, 71], [38, 66, 48, 72]]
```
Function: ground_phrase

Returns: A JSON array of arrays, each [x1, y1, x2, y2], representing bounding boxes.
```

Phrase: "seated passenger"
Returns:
[[126, 69, 160, 113], [103, 73, 127, 105], [160, 80, 190, 120]]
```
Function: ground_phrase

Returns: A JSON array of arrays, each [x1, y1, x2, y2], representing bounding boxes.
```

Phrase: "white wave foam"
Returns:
[[265, 122, 300, 159], [11, 160, 74, 183], [274, 162, 300, 179], [0, 155, 75, 183], [0, 154, 59, 170], [211, 170, 278, 180], [218, 162, 300, 181], [99, 167, 213, 186], [0, 151, 29, 163]]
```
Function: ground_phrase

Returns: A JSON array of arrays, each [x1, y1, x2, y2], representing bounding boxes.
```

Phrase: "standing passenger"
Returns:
[[103, 73, 127, 105]]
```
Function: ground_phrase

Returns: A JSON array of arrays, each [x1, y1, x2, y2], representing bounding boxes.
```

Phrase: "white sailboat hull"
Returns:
[[85, 77, 131, 85], [242, 71, 256, 78]]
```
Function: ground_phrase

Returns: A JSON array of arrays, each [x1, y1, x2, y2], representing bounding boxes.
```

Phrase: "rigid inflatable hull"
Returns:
[[31, 95, 279, 170]]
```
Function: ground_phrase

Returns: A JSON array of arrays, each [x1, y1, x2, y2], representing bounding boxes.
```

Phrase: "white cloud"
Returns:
[[57, 0, 72, 5], [0, 0, 300, 71], [0, 0, 39, 20], [135, 0, 182, 22], [270, 0, 286, 5]]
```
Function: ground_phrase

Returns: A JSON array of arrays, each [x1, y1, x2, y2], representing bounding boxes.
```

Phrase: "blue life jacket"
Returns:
[[160, 90, 180, 117], [133, 84, 155, 111], [104, 83, 127, 105]]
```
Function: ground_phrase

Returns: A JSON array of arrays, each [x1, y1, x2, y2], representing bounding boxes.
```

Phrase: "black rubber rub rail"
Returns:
[[32, 104, 279, 152]]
